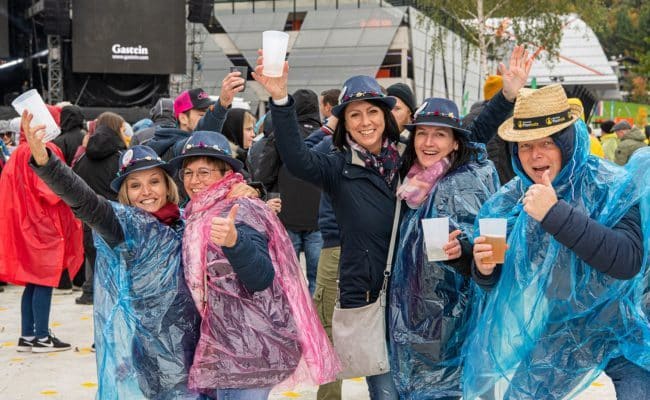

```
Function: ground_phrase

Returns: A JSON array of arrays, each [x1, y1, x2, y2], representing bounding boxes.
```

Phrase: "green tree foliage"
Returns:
[[416, 0, 591, 76], [586, 0, 650, 102]]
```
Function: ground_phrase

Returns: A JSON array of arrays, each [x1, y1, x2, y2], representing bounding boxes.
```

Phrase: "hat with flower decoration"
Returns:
[[405, 97, 471, 136], [110, 145, 175, 192], [331, 75, 396, 118], [168, 130, 243, 172]]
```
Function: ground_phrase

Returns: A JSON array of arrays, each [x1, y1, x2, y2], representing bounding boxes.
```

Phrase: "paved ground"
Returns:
[[0, 284, 616, 399]]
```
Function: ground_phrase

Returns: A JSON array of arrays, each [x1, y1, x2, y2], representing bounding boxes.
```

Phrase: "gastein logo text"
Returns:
[[111, 44, 150, 61]]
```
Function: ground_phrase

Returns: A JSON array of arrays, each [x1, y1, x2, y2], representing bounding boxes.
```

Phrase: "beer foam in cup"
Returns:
[[479, 218, 508, 264]]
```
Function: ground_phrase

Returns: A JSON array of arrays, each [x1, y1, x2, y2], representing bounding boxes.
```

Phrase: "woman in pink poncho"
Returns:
[[169, 130, 340, 400]]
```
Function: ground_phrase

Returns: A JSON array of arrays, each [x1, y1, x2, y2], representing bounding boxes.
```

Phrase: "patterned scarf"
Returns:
[[397, 158, 451, 209], [346, 135, 401, 187]]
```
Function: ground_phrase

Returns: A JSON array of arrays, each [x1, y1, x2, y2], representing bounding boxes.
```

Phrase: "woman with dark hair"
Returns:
[[253, 44, 532, 398], [388, 98, 499, 399]]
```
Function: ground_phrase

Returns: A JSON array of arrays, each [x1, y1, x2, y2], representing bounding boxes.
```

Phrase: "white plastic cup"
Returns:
[[11, 89, 60, 142], [479, 218, 508, 264], [422, 217, 449, 262], [262, 30, 289, 77]]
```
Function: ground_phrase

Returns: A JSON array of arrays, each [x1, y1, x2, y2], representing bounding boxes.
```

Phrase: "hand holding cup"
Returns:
[[21, 110, 49, 166]]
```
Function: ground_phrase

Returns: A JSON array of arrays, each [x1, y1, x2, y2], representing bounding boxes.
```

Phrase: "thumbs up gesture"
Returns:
[[522, 169, 558, 222], [210, 204, 240, 248]]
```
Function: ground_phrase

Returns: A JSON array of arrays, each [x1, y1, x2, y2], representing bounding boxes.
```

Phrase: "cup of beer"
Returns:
[[422, 217, 449, 262], [479, 218, 507, 264]]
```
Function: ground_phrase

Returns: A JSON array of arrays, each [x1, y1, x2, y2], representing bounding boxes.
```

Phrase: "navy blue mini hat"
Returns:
[[110, 145, 175, 192], [405, 98, 471, 136], [331, 75, 396, 118], [168, 130, 244, 172]]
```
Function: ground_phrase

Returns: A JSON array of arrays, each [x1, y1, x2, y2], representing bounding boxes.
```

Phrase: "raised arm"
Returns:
[[22, 111, 124, 247], [467, 45, 535, 144], [252, 51, 342, 191]]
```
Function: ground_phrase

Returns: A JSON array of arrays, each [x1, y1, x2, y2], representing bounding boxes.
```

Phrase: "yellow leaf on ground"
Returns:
[[349, 377, 364, 382], [280, 392, 302, 398], [80, 316, 91, 320], [9, 358, 24, 362], [2, 341, 14, 347], [51, 322, 62, 327], [40, 390, 58, 395], [81, 382, 98, 388], [0, 307, 8, 311], [591, 382, 605, 387]]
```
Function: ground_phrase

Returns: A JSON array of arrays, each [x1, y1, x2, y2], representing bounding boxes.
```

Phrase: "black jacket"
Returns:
[[463, 100, 515, 185], [53, 105, 85, 166], [271, 93, 512, 308], [277, 90, 322, 232], [73, 125, 126, 201]]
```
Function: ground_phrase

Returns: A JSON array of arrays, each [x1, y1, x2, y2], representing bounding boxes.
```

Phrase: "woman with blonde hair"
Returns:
[[23, 110, 203, 399]]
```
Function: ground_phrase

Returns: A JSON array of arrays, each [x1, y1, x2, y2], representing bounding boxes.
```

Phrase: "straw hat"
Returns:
[[498, 84, 583, 142]]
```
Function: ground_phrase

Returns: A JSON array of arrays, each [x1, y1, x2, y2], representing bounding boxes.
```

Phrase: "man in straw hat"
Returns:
[[465, 84, 650, 399]]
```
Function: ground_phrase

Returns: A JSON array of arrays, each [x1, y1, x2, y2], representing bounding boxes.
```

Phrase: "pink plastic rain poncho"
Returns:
[[183, 172, 340, 393]]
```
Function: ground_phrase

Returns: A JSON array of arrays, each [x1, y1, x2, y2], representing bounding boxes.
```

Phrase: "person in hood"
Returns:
[[220, 107, 256, 167], [72, 111, 128, 305], [24, 109, 203, 399], [52, 105, 85, 165], [468, 85, 650, 399], [0, 105, 83, 354]]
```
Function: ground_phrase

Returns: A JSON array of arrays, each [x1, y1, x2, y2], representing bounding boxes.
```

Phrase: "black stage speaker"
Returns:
[[188, 0, 214, 24], [43, 0, 71, 36]]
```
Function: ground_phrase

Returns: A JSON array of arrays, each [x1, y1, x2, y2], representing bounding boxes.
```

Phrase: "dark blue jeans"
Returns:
[[287, 229, 323, 295], [366, 371, 399, 400], [21, 284, 53, 338], [605, 356, 650, 400]]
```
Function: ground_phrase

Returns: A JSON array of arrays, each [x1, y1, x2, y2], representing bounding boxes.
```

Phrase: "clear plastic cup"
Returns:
[[262, 30, 289, 77], [422, 217, 449, 262], [479, 218, 508, 263], [11, 89, 61, 142]]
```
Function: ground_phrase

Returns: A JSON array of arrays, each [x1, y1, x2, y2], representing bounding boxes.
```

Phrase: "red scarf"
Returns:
[[151, 202, 180, 226]]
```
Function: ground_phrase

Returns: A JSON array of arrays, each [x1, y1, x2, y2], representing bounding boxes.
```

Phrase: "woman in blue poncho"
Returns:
[[388, 98, 499, 399], [468, 85, 650, 399], [22, 110, 204, 400]]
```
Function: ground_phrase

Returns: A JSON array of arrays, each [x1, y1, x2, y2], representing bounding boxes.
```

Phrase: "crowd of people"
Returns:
[[0, 43, 648, 400]]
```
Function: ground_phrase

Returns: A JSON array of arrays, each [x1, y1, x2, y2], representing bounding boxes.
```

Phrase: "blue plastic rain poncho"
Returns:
[[389, 144, 499, 399], [462, 121, 650, 399], [93, 203, 203, 400]]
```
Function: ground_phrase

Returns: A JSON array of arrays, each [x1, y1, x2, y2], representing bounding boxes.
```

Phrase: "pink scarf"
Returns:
[[397, 158, 451, 208]]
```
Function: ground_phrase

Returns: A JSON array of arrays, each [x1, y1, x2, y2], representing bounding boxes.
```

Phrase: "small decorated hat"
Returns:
[[331, 76, 396, 118], [110, 145, 175, 192], [498, 84, 582, 142], [405, 98, 471, 136], [168, 130, 243, 172]]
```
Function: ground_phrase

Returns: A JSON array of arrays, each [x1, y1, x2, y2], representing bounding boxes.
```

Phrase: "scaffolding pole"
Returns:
[[47, 35, 64, 104]]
